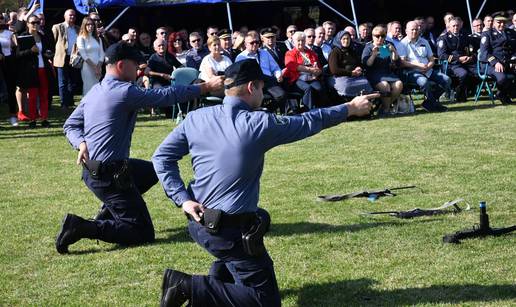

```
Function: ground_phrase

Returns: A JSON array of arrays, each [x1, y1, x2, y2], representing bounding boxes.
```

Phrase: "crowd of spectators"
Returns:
[[1, 4, 515, 127]]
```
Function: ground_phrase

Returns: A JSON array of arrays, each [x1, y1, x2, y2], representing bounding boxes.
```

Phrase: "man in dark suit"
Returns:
[[304, 28, 327, 67], [260, 27, 288, 69]]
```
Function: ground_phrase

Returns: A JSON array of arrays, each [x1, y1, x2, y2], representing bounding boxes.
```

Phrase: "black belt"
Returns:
[[83, 159, 128, 179], [187, 210, 257, 228]]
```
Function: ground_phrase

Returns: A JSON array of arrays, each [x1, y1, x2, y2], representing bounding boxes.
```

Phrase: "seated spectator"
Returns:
[[483, 15, 493, 32], [322, 20, 336, 45], [121, 33, 135, 46], [284, 25, 297, 50], [155, 26, 168, 41], [362, 26, 403, 115], [16, 14, 53, 128], [437, 17, 476, 102], [328, 31, 372, 98], [283, 31, 323, 110], [167, 32, 188, 65], [400, 21, 451, 112], [185, 32, 209, 70], [511, 13, 516, 29], [345, 25, 365, 55], [199, 35, 232, 83], [148, 38, 182, 88], [386, 21, 404, 52], [358, 23, 372, 44], [314, 26, 325, 47], [236, 30, 285, 111], [304, 27, 327, 67], [137, 32, 153, 60], [468, 18, 483, 53], [260, 27, 287, 68], [76, 16, 104, 96], [479, 13, 516, 104], [217, 29, 237, 61], [106, 27, 120, 45]]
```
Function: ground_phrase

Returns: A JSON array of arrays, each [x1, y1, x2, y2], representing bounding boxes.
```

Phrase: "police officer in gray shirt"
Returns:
[[56, 42, 223, 254], [153, 59, 377, 306]]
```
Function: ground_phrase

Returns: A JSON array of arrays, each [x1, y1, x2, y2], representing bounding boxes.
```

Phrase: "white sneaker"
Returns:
[[9, 116, 18, 126]]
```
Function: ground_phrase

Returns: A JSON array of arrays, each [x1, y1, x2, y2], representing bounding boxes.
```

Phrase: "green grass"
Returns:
[[0, 98, 515, 306]]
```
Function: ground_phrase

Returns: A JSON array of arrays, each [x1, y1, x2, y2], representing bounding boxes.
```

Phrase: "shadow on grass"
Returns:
[[283, 278, 516, 306]]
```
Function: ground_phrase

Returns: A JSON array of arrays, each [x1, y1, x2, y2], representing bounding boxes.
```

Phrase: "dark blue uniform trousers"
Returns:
[[82, 158, 157, 245], [187, 220, 281, 307], [486, 66, 515, 95]]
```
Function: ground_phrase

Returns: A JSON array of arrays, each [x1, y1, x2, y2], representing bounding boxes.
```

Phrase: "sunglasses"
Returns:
[[306, 35, 315, 38], [174, 39, 182, 42], [288, 30, 296, 33], [86, 23, 94, 26], [91, 18, 100, 22], [190, 39, 201, 43], [373, 34, 386, 38], [159, 32, 167, 35], [29, 21, 40, 25], [248, 40, 259, 45]]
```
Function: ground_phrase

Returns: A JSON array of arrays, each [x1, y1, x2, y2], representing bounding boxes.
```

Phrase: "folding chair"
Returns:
[[171, 67, 200, 121], [474, 60, 496, 104]]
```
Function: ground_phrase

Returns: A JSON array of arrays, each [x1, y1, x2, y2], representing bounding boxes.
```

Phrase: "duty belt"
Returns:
[[83, 159, 128, 179], [186, 209, 257, 228]]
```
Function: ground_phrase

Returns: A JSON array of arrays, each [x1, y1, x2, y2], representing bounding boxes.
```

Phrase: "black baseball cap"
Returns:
[[104, 42, 145, 64], [224, 59, 265, 89]]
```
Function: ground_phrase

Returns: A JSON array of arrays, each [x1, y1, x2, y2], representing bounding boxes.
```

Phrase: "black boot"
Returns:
[[55, 214, 98, 254], [160, 269, 191, 307]]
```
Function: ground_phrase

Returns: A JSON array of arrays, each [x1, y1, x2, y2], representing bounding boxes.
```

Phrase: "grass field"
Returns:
[[0, 98, 515, 306]]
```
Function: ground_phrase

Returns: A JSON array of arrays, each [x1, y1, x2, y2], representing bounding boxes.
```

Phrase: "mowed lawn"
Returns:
[[0, 98, 515, 306]]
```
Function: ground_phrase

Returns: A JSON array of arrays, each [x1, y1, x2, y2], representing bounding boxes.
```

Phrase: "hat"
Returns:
[[104, 42, 145, 64], [493, 12, 508, 21], [224, 59, 265, 89], [217, 29, 231, 39], [260, 27, 276, 37]]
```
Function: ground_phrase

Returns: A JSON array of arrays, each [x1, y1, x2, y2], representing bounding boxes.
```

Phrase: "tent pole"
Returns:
[[466, 0, 473, 33], [350, 0, 359, 36], [105, 6, 130, 31], [475, 0, 487, 19], [226, 2, 234, 32], [318, 0, 355, 25]]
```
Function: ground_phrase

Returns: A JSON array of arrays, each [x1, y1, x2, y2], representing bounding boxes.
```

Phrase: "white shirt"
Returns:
[[0, 30, 13, 56], [66, 24, 78, 55], [36, 41, 44, 68], [199, 54, 232, 81], [400, 36, 433, 77]]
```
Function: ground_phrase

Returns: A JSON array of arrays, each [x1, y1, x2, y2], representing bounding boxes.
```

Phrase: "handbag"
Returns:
[[69, 42, 83, 69]]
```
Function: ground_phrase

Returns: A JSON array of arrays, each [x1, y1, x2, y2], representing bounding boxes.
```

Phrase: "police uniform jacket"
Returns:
[[437, 31, 474, 65], [152, 96, 349, 214], [479, 28, 516, 67], [64, 74, 200, 162]]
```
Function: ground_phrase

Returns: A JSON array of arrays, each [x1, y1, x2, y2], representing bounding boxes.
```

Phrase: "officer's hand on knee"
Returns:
[[346, 93, 380, 117], [183, 200, 205, 222]]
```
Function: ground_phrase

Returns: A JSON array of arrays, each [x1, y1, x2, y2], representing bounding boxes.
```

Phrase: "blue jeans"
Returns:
[[83, 158, 157, 245], [406, 69, 451, 104], [57, 61, 79, 107], [188, 220, 281, 307]]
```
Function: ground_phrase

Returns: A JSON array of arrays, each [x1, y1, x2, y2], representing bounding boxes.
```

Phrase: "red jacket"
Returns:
[[283, 48, 321, 84]]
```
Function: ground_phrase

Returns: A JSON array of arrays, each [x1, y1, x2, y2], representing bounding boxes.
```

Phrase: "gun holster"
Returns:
[[112, 160, 133, 190], [242, 212, 271, 257], [83, 160, 101, 180], [201, 208, 223, 234]]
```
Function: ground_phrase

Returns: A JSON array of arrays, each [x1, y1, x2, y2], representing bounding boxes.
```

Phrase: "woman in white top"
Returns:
[[0, 14, 20, 125], [199, 35, 232, 97], [76, 17, 104, 95]]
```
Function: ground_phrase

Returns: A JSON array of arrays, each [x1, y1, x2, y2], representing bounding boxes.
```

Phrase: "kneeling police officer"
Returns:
[[152, 59, 377, 306], [56, 42, 223, 254]]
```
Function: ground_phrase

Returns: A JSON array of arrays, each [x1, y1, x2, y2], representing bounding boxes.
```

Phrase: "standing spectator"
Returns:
[[206, 26, 218, 41], [88, 12, 108, 48], [314, 26, 325, 47], [7, 12, 17, 32], [362, 26, 403, 115], [185, 32, 209, 70], [400, 21, 450, 112], [167, 32, 188, 65], [106, 27, 121, 45], [328, 31, 372, 98], [52, 9, 80, 109], [0, 13, 19, 125], [77, 17, 104, 96], [511, 13, 516, 29], [283, 31, 323, 110], [16, 15, 53, 128]]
